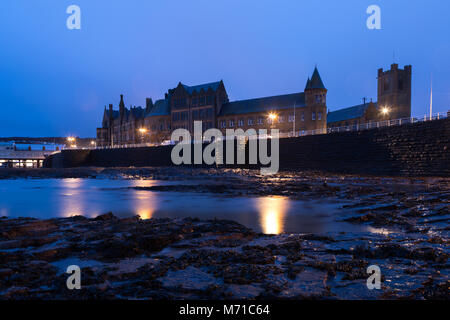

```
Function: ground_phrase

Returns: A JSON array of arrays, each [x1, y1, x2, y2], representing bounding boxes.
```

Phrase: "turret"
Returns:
[[119, 94, 125, 118], [305, 67, 327, 130], [305, 67, 327, 107]]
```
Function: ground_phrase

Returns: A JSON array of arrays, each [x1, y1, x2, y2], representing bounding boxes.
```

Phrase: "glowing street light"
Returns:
[[67, 137, 75, 142], [138, 128, 148, 144], [268, 113, 278, 121], [381, 107, 390, 115]]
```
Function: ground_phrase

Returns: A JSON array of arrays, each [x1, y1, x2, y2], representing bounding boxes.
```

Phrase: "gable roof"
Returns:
[[219, 92, 305, 116], [327, 102, 377, 123], [182, 81, 222, 94], [146, 99, 170, 116]]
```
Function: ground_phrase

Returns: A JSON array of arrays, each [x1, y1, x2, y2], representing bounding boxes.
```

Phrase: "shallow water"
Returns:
[[0, 178, 366, 234]]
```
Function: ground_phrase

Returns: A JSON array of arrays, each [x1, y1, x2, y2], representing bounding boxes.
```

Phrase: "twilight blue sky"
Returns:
[[0, 0, 449, 137]]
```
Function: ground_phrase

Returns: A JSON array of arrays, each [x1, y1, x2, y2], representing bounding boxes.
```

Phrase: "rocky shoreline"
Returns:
[[0, 213, 448, 300], [0, 167, 448, 299]]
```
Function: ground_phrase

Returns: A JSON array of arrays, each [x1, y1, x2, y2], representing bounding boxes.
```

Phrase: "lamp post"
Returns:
[[138, 128, 148, 144], [67, 137, 76, 149], [267, 113, 278, 134]]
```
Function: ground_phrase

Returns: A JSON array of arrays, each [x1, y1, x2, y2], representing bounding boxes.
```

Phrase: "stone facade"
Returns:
[[57, 118, 450, 177], [97, 67, 327, 146], [327, 64, 412, 128]]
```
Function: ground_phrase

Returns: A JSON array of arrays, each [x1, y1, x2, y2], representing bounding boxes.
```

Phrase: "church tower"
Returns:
[[377, 64, 412, 119]]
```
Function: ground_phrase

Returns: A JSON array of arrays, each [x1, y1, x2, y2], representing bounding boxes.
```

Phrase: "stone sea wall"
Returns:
[[44, 118, 449, 177]]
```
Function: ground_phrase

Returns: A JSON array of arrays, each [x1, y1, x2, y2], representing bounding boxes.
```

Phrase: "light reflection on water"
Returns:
[[0, 178, 365, 234], [256, 197, 289, 234]]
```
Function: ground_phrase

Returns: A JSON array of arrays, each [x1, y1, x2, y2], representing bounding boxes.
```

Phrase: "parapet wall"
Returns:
[[44, 118, 450, 177]]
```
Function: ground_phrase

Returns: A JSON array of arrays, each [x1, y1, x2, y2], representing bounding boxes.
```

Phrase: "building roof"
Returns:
[[306, 67, 326, 90], [105, 110, 120, 119], [146, 99, 170, 116], [304, 77, 311, 90], [129, 107, 144, 119], [327, 102, 377, 123], [219, 92, 305, 116], [182, 81, 222, 94]]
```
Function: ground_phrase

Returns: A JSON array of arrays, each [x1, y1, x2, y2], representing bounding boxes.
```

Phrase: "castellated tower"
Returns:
[[377, 64, 412, 119], [305, 67, 328, 131]]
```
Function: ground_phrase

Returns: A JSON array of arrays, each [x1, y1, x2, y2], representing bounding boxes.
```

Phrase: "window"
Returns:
[[199, 109, 205, 119], [192, 98, 198, 106], [199, 96, 206, 106], [174, 98, 187, 108], [248, 118, 254, 125], [238, 119, 244, 127], [315, 95, 321, 103], [221, 121, 226, 128], [206, 95, 214, 105], [229, 120, 235, 127], [202, 121, 213, 131], [172, 112, 180, 121], [193, 110, 199, 120], [318, 112, 322, 120], [288, 115, 295, 122], [301, 113, 305, 121], [206, 108, 213, 118], [257, 117, 263, 125], [384, 78, 390, 91], [279, 115, 285, 123], [312, 112, 316, 120]]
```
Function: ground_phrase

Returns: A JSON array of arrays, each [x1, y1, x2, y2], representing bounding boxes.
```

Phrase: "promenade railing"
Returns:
[[70, 110, 449, 150]]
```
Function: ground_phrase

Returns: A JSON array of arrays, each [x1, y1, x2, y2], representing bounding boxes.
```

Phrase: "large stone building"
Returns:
[[96, 63, 412, 146], [327, 64, 412, 128], [97, 67, 328, 146]]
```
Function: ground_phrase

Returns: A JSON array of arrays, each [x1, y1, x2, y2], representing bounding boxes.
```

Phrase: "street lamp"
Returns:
[[268, 113, 278, 121], [67, 137, 76, 149], [138, 128, 148, 144], [381, 107, 390, 115]]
